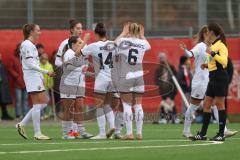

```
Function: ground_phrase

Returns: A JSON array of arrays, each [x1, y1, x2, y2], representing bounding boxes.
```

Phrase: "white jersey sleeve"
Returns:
[[80, 43, 96, 56], [55, 39, 68, 66], [144, 40, 151, 51], [190, 43, 206, 57]]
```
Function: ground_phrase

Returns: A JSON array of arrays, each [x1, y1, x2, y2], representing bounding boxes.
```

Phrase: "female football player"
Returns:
[[115, 23, 151, 140], [60, 35, 90, 139], [16, 24, 55, 140], [55, 19, 93, 139], [80, 23, 117, 139]]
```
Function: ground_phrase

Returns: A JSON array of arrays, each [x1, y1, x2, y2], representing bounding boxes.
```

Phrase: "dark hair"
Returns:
[[14, 43, 21, 57], [69, 18, 81, 34], [62, 35, 79, 55], [22, 24, 36, 40], [208, 23, 227, 46], [180, 55, 188, 65], [36, 43, 44, 49], [197, 25, 208, 43], [94, 22, 106, 38]]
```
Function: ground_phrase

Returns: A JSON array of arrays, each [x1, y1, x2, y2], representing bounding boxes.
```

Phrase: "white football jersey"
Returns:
[[55, 38, 68, 66], [190, 42, 209, 85], [81, 40, 117, 77], [20, 40, 46, 76], [116, 37, 151, 78], [62, 49, 86, 87]]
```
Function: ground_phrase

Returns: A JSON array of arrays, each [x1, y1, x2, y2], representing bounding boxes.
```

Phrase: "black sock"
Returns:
[[218, 110, 227, 136], [200, 112, 211, 136]]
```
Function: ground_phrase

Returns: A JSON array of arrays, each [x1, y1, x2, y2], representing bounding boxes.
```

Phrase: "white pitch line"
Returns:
[[0, 141, 223, 155], [0, 139, 189, 146]]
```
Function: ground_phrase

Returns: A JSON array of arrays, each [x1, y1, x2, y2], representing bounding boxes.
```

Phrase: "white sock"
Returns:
[[183, 103, 199, 134], [134, 104, 144, 135], [122, 101, 133, 135], [96, 108, 106, 136], [62, 120, 73, 135], [104, 104, 115, 129], [72, 123, 78, 132], [212, 105, 228, 132], [20, 108, 33, 126], [77, 123, 86, 134], [115, 111, 124, 134], [31, 104, 42, 136]]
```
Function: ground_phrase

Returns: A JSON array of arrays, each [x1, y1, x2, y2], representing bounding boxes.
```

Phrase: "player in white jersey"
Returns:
[[180, 26, 237, 138], [55, 19, 83, 67], [59, 35, 93, 139], [16, 24, 55, 140], [55, 19, 92, 138], [80, 23, 116, 139], [115, 23, 151, 140]]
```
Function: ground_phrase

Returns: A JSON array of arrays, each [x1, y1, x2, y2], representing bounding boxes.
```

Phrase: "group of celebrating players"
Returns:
[[15, 18, 237, 142]]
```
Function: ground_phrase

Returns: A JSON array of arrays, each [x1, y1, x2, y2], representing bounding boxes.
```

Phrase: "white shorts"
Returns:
[[191, 83, 208, 100], [94, 73, 116, 94], [23, 73, 45, 93], [118, 76, 144, 93]]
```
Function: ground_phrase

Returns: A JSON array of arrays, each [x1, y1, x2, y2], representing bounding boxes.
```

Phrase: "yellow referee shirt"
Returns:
[[208, 39, 228, 71]]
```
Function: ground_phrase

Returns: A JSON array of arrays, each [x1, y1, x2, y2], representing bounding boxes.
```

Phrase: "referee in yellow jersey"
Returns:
[[191, 23, 229, 141]]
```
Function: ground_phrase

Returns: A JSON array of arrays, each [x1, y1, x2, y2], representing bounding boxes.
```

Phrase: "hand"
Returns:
[[206, 46, 212, 54], [179, 43, 187, 51], [82, 65, 88, 73], [200, 63, 208, 70], [83, 33, 91, 43], [47, 71, 56, 77]]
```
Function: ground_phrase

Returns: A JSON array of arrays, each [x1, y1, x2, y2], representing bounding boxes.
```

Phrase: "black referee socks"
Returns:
[[200, 112, 211, 136], [218, 110, 227, 136]]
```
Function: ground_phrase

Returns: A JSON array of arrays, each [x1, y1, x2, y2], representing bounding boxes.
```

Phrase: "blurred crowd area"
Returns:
[[1, 0, 240, 37]]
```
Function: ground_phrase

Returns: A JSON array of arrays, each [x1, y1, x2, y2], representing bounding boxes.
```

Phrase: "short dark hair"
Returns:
[[68, 36, 79, 49], [180, 56, 188, 65], [94, 22, 106, 38]]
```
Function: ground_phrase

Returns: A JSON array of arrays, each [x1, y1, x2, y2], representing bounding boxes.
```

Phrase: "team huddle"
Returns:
[[15, 19, 237, 141], [16, 20, 150, 140]]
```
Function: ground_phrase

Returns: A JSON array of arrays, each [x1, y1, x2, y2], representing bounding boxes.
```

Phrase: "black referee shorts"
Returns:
[[205, 81, 228, 97]]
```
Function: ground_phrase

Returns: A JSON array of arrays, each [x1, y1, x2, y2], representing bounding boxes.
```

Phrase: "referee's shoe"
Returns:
[[210, 133, 225, 141], [189, 132, 207, 141]]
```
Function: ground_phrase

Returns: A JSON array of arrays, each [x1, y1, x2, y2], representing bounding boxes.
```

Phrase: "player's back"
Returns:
[[117, 37, 151, 77], [81, 40, 116, 78]]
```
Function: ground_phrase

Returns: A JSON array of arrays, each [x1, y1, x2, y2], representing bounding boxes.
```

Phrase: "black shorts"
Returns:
[[205, 81, 228, 98]]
